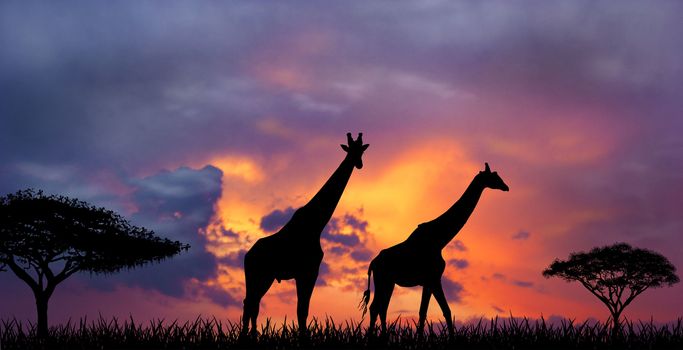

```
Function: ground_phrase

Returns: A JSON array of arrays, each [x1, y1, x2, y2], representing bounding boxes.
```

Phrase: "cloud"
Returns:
[[343, 212, 369, 232], [259, 207, 295, 232], [441, 276, 464, 302], [198, 285, 242, 308], [452, 240, 467, 251], [322, 218, 361, 246], [448, 258, 469, 270], [316, 261, 330, 286], [512, 231, 531, 240], [292, 93, 345, 114], [492, 305, 505, 314], [350, 248, 373, 262], [511, 280, 534, 288], [492, 273, 506, 281], [489, 273, 534, 289], [85, 166, 224, 300], [330, 246, 349, 255], [218, 249, 248, 268]]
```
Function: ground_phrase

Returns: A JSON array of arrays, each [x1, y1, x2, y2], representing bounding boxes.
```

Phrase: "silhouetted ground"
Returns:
[[1, 316, 681, 349]]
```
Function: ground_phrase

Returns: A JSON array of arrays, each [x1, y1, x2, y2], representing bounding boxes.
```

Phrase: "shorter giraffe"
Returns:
[[360, 163, 509, 336]]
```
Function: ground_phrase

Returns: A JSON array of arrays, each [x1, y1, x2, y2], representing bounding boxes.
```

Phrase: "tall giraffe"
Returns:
[[360, 163, 509, 336], [242, 133, 369, 335]]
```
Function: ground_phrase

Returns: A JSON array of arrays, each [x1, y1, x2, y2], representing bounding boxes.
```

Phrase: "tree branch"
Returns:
[[5, 257, 40, 293], [579, 280, 615, 314], [53, 259, 80, 285], [621, 286, 647, 310]]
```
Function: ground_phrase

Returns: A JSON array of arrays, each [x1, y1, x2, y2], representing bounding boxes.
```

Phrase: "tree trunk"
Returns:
[[35, 292, 49, 338], [610, 310, 622, 341]]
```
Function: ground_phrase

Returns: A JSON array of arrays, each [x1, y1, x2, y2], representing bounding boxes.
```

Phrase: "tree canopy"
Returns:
[[543, 242, 679, 333], [0, 189, 189, 336]]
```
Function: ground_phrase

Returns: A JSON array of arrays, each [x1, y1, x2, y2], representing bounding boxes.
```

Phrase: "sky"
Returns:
[[1, 1, 682, 326]]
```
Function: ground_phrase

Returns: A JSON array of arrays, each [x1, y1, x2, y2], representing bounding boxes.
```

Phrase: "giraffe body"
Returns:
[[361, 163, 509, 336], [242, 133, 368, 336]]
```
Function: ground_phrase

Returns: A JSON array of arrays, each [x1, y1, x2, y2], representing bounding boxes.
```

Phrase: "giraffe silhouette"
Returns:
[[242, 133, 369, 335], [360, 163, 509, 336]]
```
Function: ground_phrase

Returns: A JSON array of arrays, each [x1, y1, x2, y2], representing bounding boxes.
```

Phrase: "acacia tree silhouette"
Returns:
[[543, 242, 679, 337], [242, 133, 368, 336], [360, 163, 509, 337], [0, 189, 188, 337]]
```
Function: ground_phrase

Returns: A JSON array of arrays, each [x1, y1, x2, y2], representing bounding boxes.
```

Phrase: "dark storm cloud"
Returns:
[[0, 2, 304, 171], [3, 0, 679, 176], [86, 166, 223, 299], [1, 1, 681, 190]]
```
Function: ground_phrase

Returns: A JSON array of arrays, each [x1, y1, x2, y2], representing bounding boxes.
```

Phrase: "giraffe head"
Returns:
[[478, 162, 509, 191], [341, 132, 369, 169]]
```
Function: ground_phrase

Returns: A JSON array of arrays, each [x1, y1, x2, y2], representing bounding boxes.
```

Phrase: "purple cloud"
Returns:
[[441, 276, 464, 302], [350, 248, 373, 262], [448, 258, 469, 270], [259, 207, 296, 232], [511, 280, 534, 288], [200, 286, 242, 308], [452, 240, 467, 252], [492, 273, 506, 281], [316, 261, 330, 286], [343, 213, 368, 232], [512, 231, 531, 240], [219, 249, 248, 268], [85, 166, 223, 299]]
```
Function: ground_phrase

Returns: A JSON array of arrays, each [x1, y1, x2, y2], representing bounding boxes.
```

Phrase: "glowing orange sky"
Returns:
[[1, 1, 682, 328], [191, 129, 680, 324]]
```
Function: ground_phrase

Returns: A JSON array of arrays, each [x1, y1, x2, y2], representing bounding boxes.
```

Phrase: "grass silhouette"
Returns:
[[1, 315, 682, 349]]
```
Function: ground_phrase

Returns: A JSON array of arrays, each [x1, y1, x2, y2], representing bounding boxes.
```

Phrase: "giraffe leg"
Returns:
[[368, 293, 379, 335], [432, 280, 454, 337], [242, 269, 274, 336], [295, 273, 318, 335], [368, 277, 393, 336], [368, 284, 381, 336], [376, 282, 394, 335], [417, 286, 432, 336]]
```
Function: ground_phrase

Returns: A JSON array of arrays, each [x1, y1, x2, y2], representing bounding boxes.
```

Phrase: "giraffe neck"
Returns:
[[431, 174, 486, 250], [301, 154, 355, 237]]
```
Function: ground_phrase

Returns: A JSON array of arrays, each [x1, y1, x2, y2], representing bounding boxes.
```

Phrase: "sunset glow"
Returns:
[[1, 1, 682, 328]]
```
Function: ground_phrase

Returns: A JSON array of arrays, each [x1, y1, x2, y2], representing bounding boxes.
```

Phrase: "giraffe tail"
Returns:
[[358, 260, 374, 318]]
